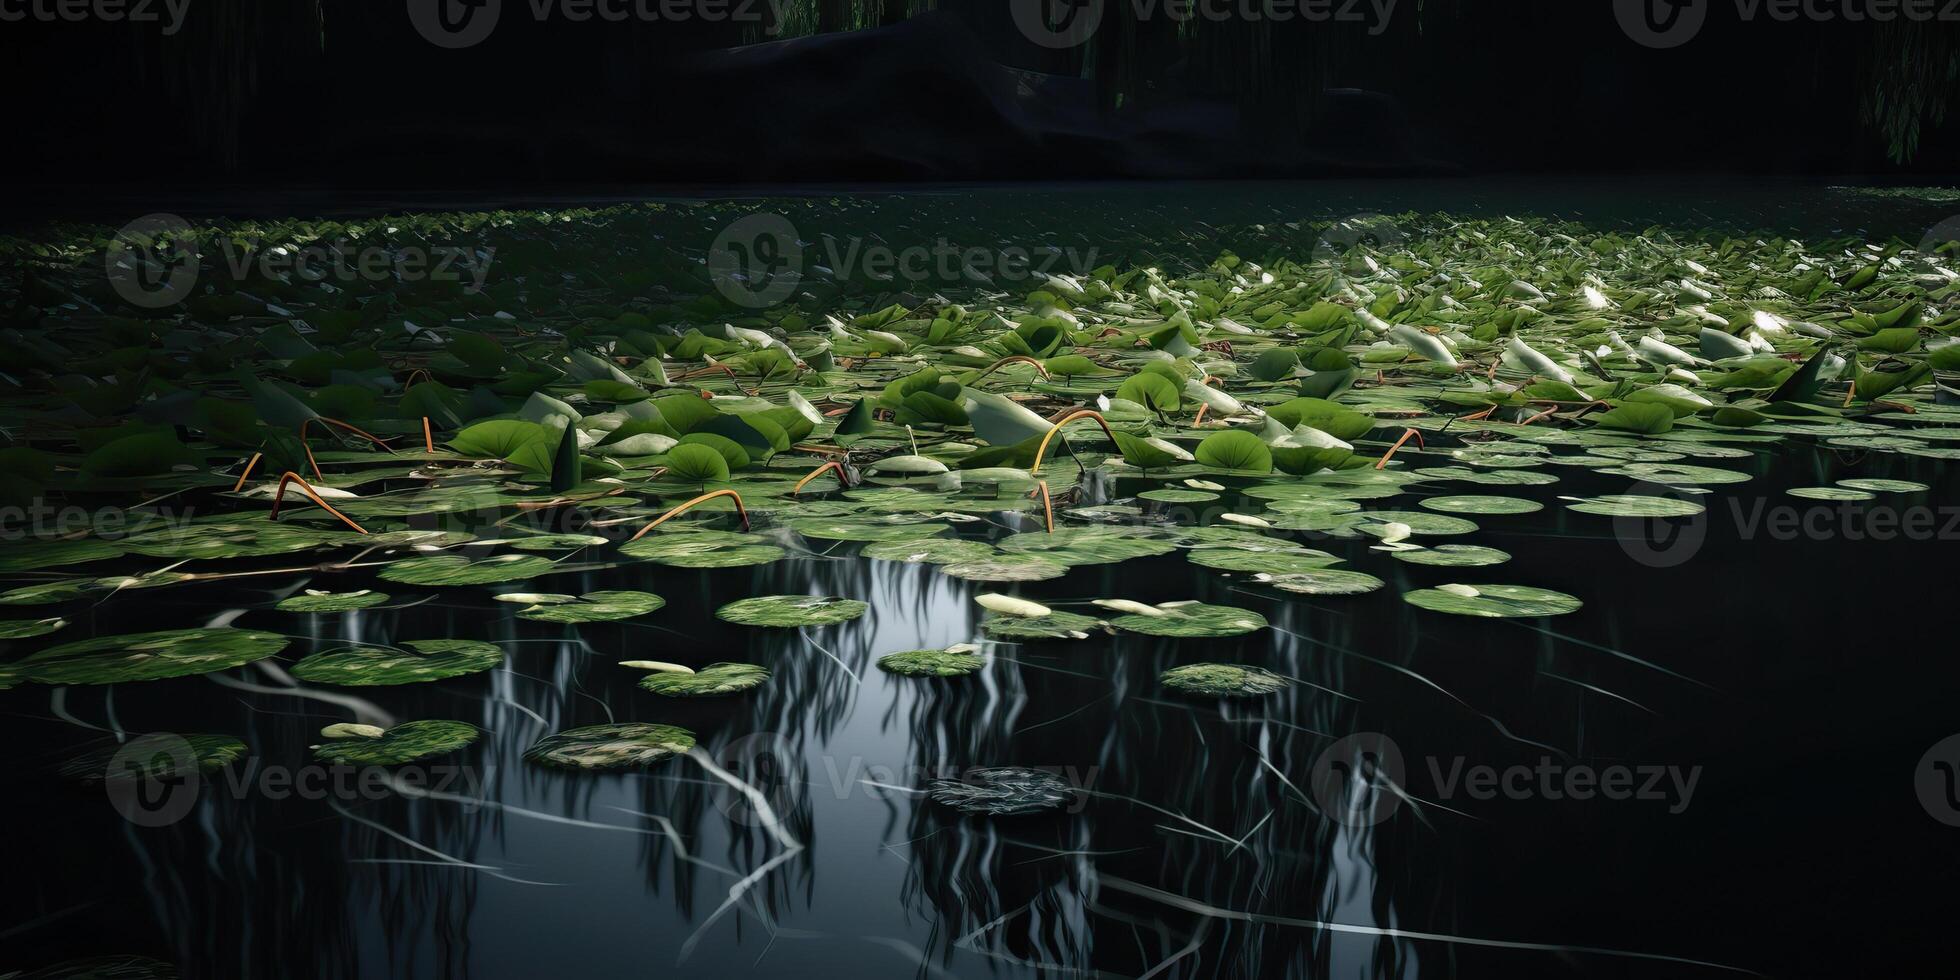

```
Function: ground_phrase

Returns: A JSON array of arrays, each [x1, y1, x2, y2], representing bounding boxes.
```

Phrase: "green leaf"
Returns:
[[1114, 372, 1181, 411], [1591, 401, 1676, 434], [664, 443, 731, 483], [1194, 430, 1273, 472]]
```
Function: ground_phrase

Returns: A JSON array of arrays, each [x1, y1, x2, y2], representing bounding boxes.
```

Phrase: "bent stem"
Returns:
[[1374, 428, 1426, 470], [628, 490, 750, 541], [793, 460, 853, 495], [1029, 410, 1117, 476], [1029, 480, 1055, 533], [970, 355, 1052, 385], [298, 417, 398, 481], [231, 452, 264, 492], [268, 471, 369, 534]]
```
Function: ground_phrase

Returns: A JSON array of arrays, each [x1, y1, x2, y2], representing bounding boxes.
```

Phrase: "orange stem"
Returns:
[[298, 416, 399, 480], [1375, 428, 1426, 470], [232, 453, 263, 492], [268, 471, 368, 534], [627, 490, 750, 540], [422, 417, 435, 453], [1029, 480, 1055, 533], [1459, 406, 1498, 422], [1193, 404, 1209, 426], [1029, 410, 1118, 476], [793, 460, 852, 494], [971, 355, 1052, 384]]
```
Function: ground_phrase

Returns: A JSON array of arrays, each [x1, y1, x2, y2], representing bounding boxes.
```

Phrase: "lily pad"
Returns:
[[1565, 495, 1707, 517], [1403, 584, 1583, 618], [1188, 549, 1344, 574], [379, 554, 560, 586], [620, 530, 786, 568], [290, 639, 503, 686], [1788, 486, 1876, 501], [18, 628, 287, 686], [1110, 602, 1267, 638], [717, 595, 868, 627], [276, 590, 390, 613], [1255, 569, 1385, 595], [525, 723, 696, 770], [58, 734, 250, 782], [878, 649, 987, 677], [996, 526, 1178, 565], [0, 617, 69, 639], [980, 610, 1104, 640], [640, 662, 769, 696], [861, 537, 999, 564], [941, 558, 1070, 582], [518, 590, 665, 623], [1160, 663, 1291, 698], [1837, 478, 1928, 493], [1418, 495, 1543, 515], [313, 721, 480, 766], [1391, 544, 1513, 567]]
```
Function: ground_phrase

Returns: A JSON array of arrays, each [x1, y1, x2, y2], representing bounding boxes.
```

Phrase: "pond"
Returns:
[[2, 180, 1958, 978]]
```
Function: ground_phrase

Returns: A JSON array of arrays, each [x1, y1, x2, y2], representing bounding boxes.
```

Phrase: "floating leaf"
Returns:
[[716, 595, 868, 627], [1161, 664, 1291, 698], [19, 629, 287, 686], [640, 662, 769, 697], [1403, 584, 1583, 618], [313, 721, 480, 766], [927, 767, 1075, 816], [291, 640, 502, 686], [518, 590, 665, 623], [525, 723, 696, 770]]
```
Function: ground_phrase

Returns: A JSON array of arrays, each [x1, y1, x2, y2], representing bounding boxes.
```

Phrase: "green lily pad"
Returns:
[[1256, 569, 1385, 595], [518, 590, 665, 623], [1837, 478, 1928, 493], [1138, 488, 1220, 503], [1565, 495, 1707, 517], [525, 723, 696, 770], [789, 518, 951, 542], [290, 639, 502, 686], [996, 526, 1178, 565], [620, 530, 785, 568], [1403, 584, 1583, 618], [941, 558, 1070, 582], [980, 610, 1104, 640], [379, 554, 560, 586], [313, 720, 480, 766], [1110, 602, 1267, 638], [1418, 495, 1543, 515], [58, 734, 250, 782], [1187, 549, 1344, 574], [878, 648, 987, 677], [0, 617, 68, 639], [18, 628, 288, 685], [0, 538, 125, 573], [1391, 544, 1512, 567], [640, 662, 769, 696], [1160, 663, 1291, 697], [716, 595, 868, 627], [861, 537, 1000, 564], [276, 590, 390, 613], [1788, 486, 1875, 501]]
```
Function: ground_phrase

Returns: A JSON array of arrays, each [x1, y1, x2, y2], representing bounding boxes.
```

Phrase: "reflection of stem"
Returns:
[[1029, 410, 1115, 475], [268, 471, 369, 534], [627, 489, 749, 540]]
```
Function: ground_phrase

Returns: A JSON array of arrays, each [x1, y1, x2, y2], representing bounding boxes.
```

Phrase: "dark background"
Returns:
[[4, 0, 1960, 194]]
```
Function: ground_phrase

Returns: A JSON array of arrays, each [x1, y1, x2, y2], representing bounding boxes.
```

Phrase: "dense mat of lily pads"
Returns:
[[3, 200, 1958, 778]]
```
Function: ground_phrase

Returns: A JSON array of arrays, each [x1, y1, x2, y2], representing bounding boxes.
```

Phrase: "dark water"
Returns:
[[4, 438, 1957, 979], [5, 180, 1960, 978]]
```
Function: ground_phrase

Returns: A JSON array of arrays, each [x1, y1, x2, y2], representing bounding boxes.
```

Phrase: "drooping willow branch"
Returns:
[[628, 490, 751, 540]]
